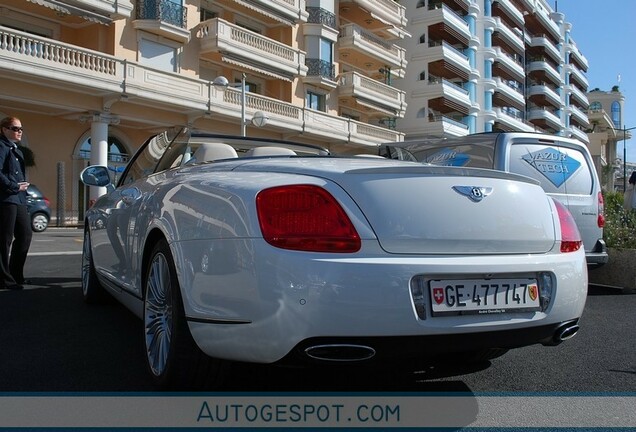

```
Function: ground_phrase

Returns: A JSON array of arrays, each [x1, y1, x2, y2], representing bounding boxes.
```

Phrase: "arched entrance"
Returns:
[[73, 131, 130, 223]]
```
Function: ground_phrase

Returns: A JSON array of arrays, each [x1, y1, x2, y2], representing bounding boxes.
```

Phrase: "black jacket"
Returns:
[[0, 135, 27, 205]]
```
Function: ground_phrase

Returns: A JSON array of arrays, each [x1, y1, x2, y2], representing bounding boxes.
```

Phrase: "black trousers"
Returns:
[[0, 204, 32, 287]]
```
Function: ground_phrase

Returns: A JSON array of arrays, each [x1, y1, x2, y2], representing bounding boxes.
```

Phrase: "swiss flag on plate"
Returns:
[[433, 287, 444, 305]]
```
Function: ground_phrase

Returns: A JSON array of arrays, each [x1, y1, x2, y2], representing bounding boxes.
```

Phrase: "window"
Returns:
[[139, 38, 178, 72], [306, 91, 326, 111], [611, 101, 621, 128], [320, 38, 333, 63], [419, 34, 426, 44], [417, 0, 426, 7], [589, 101, 601, 111], [419, 71, 426, 81], [0, 11, 58, 38], [237, 78, 259, 94], [200, 8, 218, 21]]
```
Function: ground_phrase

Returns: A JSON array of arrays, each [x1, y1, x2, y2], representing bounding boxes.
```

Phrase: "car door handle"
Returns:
[[121, 187, 141, 206]]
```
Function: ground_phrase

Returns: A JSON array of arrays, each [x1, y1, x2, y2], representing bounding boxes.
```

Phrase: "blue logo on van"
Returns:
[[426, 149, 469, 166], [521, 148, 581, 187]]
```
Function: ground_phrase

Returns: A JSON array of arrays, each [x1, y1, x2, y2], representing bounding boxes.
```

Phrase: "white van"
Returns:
[[381, 132, 608, 268]]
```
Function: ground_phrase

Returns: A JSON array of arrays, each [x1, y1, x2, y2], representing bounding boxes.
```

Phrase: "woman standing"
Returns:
[[624, 171, 636, 212], [0, 117, 32, 290]]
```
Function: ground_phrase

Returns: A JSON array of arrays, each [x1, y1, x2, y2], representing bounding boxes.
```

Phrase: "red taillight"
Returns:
[[256, 185, 361, 253], [44, 197, 51, 207], [552, 199, 582, 253], [597, 192, 605, 228]]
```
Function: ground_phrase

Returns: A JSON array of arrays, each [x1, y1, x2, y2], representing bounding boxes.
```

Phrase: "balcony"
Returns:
[[568, 63, 589, 89], [527, 59, 561, 87], [568, 43, 589, 72], [302, 59, 337, 90], [339, 24, 407, 77], [426, 40, 471, 81], [426, 114, 469, 137], [197, 18, 308, 81], [494, 108, 534, 132], [525, 7, 560, 42], [424, 3, 471, 46], [493, 77, 525, 110], [492, 17, 524, 55], [338, 71, 406, 116], [568, 84, 588, 109], [133, 0, 189, 43], [528, 107, 561, 131], [529, 35, 561, 64], [417, 77, 471, 114], [339, 0, 409, 39], [0, 26, 401, 148], [306, 7, 337, 30], [492, 47, 524, 81], [568, 125, 589, 143], [491, 0, 524, 28], [528, 83, 561, 108], [569, 104, 590, 128]]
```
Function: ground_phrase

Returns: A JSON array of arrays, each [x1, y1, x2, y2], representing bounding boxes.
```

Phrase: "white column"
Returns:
[[88, 113, 119, 201]]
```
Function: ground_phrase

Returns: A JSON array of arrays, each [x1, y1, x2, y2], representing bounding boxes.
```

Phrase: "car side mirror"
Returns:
[[80, 165, 113, 190]]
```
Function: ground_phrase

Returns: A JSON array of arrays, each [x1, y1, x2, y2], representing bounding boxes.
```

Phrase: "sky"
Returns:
[[552, 0, 636, 162]]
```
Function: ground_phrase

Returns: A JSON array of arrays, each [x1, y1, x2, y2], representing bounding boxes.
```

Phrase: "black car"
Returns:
[[26, 184, 51, 232]]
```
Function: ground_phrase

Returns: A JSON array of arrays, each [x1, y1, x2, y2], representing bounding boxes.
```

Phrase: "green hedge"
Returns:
[[603, 191, 636, 249]]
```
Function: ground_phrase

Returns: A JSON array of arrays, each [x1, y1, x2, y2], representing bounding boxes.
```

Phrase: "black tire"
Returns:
[[143, 238, 226, 390], [81, 229, 109, 303]]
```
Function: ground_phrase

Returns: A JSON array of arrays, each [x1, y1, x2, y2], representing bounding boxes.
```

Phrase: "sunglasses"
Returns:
[[5, 126, 23, 132]]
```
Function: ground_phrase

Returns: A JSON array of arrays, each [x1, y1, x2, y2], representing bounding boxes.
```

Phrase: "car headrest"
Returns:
[[244, 147, 297, 157], [190, 143, 238, 163]]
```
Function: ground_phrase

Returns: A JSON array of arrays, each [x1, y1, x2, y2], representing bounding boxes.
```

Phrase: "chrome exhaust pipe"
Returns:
[[305, 344, 376, 362], [555, 324, 580, 343]]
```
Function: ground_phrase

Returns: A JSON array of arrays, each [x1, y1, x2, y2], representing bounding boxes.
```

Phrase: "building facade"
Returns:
[[0, 0, 409, 223], [395, 0, 589, 143], [587, 88, 632, 191]]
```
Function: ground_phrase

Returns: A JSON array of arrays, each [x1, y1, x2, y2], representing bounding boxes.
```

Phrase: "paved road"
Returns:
[[1, 228, 634, 393]]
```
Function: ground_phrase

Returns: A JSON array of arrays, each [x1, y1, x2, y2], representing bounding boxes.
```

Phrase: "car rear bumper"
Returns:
[[278, 319, 580, 365], [179, 240, 587, 364], [586, 239, 608, 267]]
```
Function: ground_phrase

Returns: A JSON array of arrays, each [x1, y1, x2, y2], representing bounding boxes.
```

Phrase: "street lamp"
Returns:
[[212, 74, 268, 136]]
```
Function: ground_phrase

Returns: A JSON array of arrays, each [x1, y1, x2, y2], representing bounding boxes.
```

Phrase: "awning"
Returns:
[[221, 55, 293, 82], [229, 0, 295, 26], [26, 0, 112, 24], [354, 97, 398, 116]]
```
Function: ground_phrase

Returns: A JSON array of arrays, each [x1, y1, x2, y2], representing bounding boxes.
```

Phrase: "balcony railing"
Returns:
[[198, 18, 307, 78], [306, 7, 336, 30], [0, 26, 401, 146], [305, 58, 335, 81], [339, 71, 406, 114], [339, 23, 407, 71], [136, 0, 187, 28]]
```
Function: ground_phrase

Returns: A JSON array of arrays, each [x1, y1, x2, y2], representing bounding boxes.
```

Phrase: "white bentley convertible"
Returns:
[[80, 128, 587, 389]]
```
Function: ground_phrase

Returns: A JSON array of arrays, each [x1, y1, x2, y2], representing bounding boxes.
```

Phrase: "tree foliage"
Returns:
[[603, 191, 636, 249]]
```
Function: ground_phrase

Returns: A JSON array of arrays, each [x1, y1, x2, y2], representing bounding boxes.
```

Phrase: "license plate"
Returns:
[[429, 278, 541, 316]]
